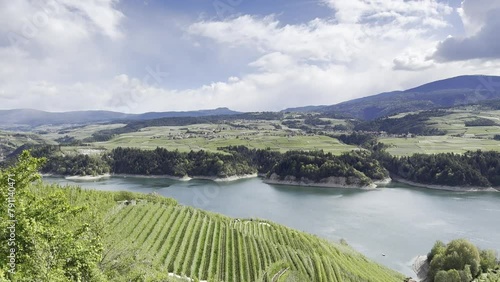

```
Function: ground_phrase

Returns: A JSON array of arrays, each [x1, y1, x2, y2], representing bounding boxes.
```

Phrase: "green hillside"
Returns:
[[105, 200, 404, 282]]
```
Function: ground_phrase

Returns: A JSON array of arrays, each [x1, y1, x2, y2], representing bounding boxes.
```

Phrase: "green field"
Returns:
[[7, 109, 500, 158], [40, 123, 127, 141], [428, 109, 500, 138], [56, 124, 358, 155], [381, 136, 500, 156]]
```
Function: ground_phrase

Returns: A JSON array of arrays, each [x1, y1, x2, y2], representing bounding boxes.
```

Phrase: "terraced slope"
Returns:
[[106, 201, 404, 282]]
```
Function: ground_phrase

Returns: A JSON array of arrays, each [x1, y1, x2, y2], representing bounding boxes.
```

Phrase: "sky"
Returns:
[[1, 0, 500, 113]]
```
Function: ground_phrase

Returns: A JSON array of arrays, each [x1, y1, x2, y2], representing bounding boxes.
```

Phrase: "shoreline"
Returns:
[[43, 173, 112, 181], [392, 176, 499, 192], [263, 179, 376, 189], [44, 173, 258, 182], [373, 177, 392, 186]]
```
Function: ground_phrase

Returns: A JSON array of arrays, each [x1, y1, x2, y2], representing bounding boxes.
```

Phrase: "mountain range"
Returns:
[[285, 75, 500, 119], [2, 75, 500, 129], [0, 107, 240, 129]]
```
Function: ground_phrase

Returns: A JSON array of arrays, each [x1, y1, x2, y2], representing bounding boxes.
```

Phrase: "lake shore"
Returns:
[[42, 173, 112, 181], [392, 176, 499, 192], [263, 173, 377, 189]]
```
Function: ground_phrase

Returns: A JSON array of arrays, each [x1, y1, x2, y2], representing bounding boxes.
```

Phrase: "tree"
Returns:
[[480, 249, 498, 273], [427, 239, 487, 282], [428, 241, 446, 261], [0, 151, 105, 281]]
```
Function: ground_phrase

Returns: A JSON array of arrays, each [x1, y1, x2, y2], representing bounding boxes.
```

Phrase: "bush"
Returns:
[[114, 191, 136, 201], [427, 239, 490, 282], [480, 249, 499, 273]]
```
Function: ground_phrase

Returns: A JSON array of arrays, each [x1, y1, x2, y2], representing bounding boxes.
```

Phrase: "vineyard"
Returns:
[[105, 199, 404, 282]]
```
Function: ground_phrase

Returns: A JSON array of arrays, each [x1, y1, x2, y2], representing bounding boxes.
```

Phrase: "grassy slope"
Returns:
[[380, 109, 500, 156], [41, 182, 404, 282], [381, 136, 500, 156]]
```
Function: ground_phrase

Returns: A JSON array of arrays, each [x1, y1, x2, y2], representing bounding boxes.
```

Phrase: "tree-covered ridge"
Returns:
[[268, 150, 388, 185], [23, 144, 389, 185], [385, 151, 500, 187], [15, 142, 500, 188], [109, 147, 256, 178]]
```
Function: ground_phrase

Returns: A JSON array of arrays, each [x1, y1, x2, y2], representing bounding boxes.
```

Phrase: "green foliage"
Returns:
[[0, 151, 105, 281], [269, 150, 388, 185], [435, 269, 462, 282], [110, 147, 256, 178], [428, 241, 447, 261], [387, 150, 500, 187], [337, 132, 378, 148], [427, 239, 499, 282], [43, 154, 111, 176], [479, 250, 498, 273]]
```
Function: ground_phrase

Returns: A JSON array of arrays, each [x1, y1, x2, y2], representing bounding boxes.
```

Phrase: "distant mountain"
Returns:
[[0, 107, 240, 129], [132, 108, 239, 121], [287, 75, 500, 120], [282, 105, 327, 113]]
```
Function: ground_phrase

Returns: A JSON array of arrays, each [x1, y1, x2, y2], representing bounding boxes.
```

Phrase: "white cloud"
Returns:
[[434, 0, 500, 61], [458, 0, 500, 35], [1, 0, 500, 114], [322, 0, 452, 27]]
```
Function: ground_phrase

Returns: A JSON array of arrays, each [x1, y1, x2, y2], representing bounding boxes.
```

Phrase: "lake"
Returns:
[[44, 176, 500, 277]]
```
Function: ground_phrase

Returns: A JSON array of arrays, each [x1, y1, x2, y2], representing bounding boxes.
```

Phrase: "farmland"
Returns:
[[379, 108, 500, 156], [92, 127, 356, 154], [4, 107, 500, 159], [48, 118, 358, 155], [381, 136, 500, 156]]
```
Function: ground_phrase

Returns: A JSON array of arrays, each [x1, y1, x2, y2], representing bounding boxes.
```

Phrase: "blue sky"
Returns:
[[1, 0, 499, 113]]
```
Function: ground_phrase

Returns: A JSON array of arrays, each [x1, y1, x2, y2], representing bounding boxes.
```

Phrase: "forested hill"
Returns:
[[285, 75, 500, 120], [0, 107, 240, 129]]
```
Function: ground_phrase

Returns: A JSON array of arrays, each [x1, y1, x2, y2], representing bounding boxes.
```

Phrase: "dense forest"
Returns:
[[22, 144, 389, 184], [385, 151, 500, 187], [109, 147, 388, 184], [267, 150, 388, 185], [109, 147, 255, 178]]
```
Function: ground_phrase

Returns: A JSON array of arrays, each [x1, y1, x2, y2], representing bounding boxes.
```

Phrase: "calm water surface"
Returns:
[[44, 176, 500, 276]]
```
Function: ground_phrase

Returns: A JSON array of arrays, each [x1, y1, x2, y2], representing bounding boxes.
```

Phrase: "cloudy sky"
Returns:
[[1, 0, 500, 113]]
